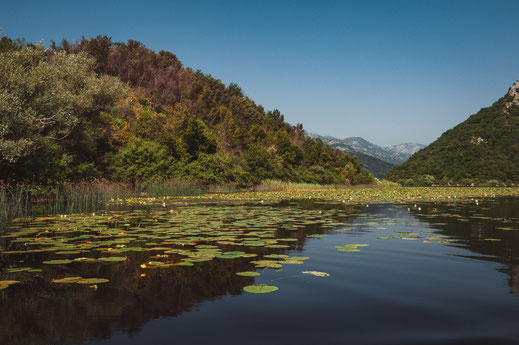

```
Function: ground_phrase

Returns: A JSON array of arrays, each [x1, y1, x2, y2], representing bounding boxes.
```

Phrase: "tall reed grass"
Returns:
[[0, 184, 32, 227], [0, 179, 207, 230], [253, 179, 346, 192]]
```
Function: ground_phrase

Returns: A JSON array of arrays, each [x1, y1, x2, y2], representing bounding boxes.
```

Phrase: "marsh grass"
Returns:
[[253, 179, 346, 192], [376, 179, 401, 187], [0, 185, 32, 227], [0, 179, 208, 230]]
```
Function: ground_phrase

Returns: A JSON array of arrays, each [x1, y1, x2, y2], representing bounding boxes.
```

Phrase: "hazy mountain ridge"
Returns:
[[308, 133, 424, 178], [385, 142, 425, 156]]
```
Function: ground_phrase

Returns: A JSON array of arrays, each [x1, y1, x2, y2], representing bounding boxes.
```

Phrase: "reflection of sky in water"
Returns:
[[1, 198, 519, 345]]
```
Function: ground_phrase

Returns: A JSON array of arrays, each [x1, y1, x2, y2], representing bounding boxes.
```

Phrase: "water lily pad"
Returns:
[[236, 271, 260, 277], [6, 267, 32, 273], [243, 284, 279, 294], [0, 280, 20, 290], [223, 251, 245, 256], [264, 254, 289, 259], [76, 278, 109, 284], [42, 259, 73, 265], [302, 271, 330, 277], [52, 277, 83, 284], [98, 256, 127, 262], [177, 261, 194, 266], [73, 257, 97, 262], [335, 244, 368, 252]]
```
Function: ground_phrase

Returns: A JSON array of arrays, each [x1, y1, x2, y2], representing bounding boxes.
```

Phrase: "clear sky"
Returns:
[[2, 0, 518, 146]]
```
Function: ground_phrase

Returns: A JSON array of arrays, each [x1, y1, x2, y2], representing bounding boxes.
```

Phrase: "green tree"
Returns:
[[113, 139, 174, 180], [181, 118, 217, 160], [0, 45, 126, 183]]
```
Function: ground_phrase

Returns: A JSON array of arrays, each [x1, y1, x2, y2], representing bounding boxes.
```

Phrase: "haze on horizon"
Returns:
[[1, 0, 518, 146]]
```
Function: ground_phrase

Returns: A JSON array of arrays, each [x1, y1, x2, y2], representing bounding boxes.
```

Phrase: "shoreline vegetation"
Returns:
[[2, 35, 519, 228], [2, 179, 519, 230]]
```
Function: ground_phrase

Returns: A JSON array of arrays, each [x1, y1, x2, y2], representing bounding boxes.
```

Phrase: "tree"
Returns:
[[0, 46, 127, 182], [181, 118, 217, 160], [113, 139, 173, 181]]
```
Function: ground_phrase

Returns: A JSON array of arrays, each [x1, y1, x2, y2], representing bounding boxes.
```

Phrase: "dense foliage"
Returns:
[[386, 84, 519, 186], [0, 35, 374, 187]]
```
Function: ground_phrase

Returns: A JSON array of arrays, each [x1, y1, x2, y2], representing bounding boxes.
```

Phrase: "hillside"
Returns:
[[386, 80, 519, 185], [0, 35, 374, 187], [349, 152, 394, 179]]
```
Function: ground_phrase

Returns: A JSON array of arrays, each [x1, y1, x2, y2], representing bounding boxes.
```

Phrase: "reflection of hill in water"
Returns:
[[0, 200, 360, 345], [409, 197, 519, 296]]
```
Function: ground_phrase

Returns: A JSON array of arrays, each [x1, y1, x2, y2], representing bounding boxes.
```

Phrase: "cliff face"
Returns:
[[505, 80, 519, 110]]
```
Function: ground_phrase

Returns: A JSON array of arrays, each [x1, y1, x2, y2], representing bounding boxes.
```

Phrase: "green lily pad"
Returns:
[[52, 277, 83, 284], [42, 259, 73, 265], [302, 271, 330, 277], [223, 251, 245, 256], [243, 284, 279, 294], [264, 254, 289, 259], [177, 261, 194, 266], [76, 278, 109, 284], [98, 256, 127, 262], [73, 257, 97, 262], [236, 271, 260, 277], [6, 267, 32, 273], [335, 244, 368, 252]]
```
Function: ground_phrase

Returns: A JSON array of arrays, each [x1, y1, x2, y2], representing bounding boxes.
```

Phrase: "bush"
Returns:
[[113, 139, 174, 180]]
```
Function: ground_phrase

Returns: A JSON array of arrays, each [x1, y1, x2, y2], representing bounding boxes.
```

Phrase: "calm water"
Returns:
[[1, 197, 519, 345]]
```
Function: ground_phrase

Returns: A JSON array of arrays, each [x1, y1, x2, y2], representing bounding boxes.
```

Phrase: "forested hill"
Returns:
[[386, 80, 519, 186], [0, 35, 374, 187]]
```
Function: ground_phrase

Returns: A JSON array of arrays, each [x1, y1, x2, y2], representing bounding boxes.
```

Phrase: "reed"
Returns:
[[0, 179, 209, 230], [0, 184, 32, 226], [253, 179, 344, 192]]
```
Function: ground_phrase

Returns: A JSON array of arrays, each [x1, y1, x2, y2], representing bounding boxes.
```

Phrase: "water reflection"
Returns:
[[0, 200, 360, 345], [408, 197, 519, 296], [1, 197, 519, 345]]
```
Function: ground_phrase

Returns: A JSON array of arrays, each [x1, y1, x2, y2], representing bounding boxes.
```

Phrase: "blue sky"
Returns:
[[2, 0, 518, 146]]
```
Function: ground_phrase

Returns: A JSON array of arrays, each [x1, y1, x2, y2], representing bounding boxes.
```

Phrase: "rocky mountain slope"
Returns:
[[386, 80, 519, 185]]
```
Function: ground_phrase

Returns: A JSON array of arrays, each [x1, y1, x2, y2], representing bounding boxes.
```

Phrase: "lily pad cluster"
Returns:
[[0, 201, 355, 291]]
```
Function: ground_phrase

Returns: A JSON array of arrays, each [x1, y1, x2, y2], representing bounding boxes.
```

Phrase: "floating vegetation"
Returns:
[[52, 277, 84, 284], [236, 271, 261, 277], [98, 256, 127, 262], [0, 280, 20, 290], [76, 278, 110, 285], [335, 244, 369, 252], [302, 271, 330, 277], [42, 260, 73, 265], [187, 187, 519, 204], [1, 192, 517, 299], [243, 284, 279, 294]]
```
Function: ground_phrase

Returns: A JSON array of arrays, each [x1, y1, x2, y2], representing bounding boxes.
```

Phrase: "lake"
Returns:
[[1, 196, 519, 345]]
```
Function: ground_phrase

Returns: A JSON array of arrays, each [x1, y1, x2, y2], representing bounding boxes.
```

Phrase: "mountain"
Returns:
[[347, 151, 395, 179], [386, 80, 519, 185], [385, 142, 425, 157], [308, 134, 424, 178]]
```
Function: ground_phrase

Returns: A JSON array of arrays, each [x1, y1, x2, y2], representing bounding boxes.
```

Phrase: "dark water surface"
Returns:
[[1, 197, 519, 345]]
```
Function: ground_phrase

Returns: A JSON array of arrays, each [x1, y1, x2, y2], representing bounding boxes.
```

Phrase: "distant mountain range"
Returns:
[[308, 134, 425, 178]]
